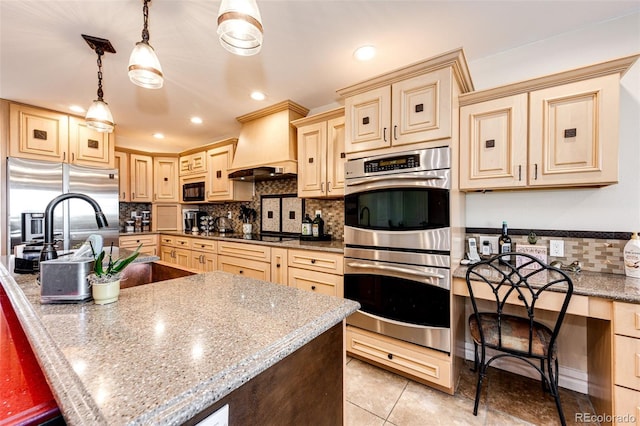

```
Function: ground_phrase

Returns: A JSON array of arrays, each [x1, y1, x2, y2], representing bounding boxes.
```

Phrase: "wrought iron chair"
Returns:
[[465, 252, 573, 425]]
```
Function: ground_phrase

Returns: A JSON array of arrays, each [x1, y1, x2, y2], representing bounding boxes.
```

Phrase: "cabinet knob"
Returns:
[[239, 270, 244, 274], [388, 353, 393, 360], [311, 259, 316, 264], [311, 285, 316, 291], [276, 263, 281, 268]]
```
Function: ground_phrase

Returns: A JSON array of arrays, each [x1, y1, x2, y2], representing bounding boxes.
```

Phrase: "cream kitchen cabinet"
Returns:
[[338, 50, 473, 156], [206, 139, 252, 202], [270, 247, 288, 286], [114, 150, 130, 202], [119, 234, 158, 256], [613, 301, 640, 425], [217, 241, 271, 281], [190, 238, 217, 272], [129, 153, 154, 202], [9, 103, 114, 168], [159, 235, 191, 268], [292, 107, 345, 198], [287, 249, 343, 297], [153, 156, 179, 202], [459, 55, 637, 191], [179, 150, 207, 176]]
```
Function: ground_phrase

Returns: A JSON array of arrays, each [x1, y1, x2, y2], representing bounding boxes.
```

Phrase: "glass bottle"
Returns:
[[498, 221, 512, 264], [311, 213, 324, 239], [301, 214, 312, 236]]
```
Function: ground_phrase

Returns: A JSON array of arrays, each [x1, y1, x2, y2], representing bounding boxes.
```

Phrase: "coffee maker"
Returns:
[[183, 209, 206, 233]]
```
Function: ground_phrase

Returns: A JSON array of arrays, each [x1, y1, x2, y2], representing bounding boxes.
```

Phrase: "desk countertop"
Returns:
[[0, 257, 359, 425], [453, 265, 640, 304]]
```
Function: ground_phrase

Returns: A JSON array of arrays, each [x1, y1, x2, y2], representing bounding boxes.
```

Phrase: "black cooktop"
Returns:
[[219, 233, 298, 242]]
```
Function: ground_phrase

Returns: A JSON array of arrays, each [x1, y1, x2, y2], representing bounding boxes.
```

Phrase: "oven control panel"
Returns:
[[364, 154, 420, 173]]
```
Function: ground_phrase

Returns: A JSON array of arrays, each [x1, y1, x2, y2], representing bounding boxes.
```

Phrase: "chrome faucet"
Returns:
[[40, 193, 109, 262]]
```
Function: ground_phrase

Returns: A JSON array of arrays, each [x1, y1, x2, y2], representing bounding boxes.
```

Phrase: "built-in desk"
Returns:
[[452, 267, 640, 426]]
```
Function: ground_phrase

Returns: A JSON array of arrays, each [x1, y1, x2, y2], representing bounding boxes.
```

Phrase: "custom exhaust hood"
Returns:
[[228, 100, 309, 181]]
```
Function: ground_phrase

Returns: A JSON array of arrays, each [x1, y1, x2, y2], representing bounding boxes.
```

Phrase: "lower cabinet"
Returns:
[[287, 249, 343, 297], [159, 235, 192, 268], [190, 238, 217, 272], [270, 247, 288, 286], [218, 256, 270, 281], [613, 302, 640, 424], [346, 326, 452, 391], [119, 234, 158, 256]]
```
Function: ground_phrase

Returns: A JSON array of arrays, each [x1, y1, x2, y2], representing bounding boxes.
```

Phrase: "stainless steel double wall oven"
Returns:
[[344, 146, 452, 353]]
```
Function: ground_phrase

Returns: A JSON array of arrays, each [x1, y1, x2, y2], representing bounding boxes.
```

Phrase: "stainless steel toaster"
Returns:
[[39, 258, 94, 304]]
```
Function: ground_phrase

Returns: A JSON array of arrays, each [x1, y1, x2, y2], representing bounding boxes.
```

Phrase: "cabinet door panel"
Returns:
[[459, 94, 528, 190], [271, 247, 288, 285], [130, 154, 153, 202], [69, 117, 113, 167], [114, 151, 130, 202], [207, 145, 233, 201], [9, 103, 68, 161], [327, 116, 346, 196], [529, 74, 619, 186], [288, 267, 339, 297], [345, 86, 391, 153], [297, 122, 326, 197], [392, 68, 452, 146], [153, 157, 179, 202], [218, 255, 270, 281], [191, 252, 216, 272]]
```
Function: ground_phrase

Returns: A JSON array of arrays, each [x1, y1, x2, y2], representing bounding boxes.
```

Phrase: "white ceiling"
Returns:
[[1, 1, 638, 153]]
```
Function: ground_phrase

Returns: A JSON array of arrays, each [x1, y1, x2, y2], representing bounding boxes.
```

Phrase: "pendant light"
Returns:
[[128, 0, 163, 89], [82, 34, 116, 133], [217, 0, 263, 56]]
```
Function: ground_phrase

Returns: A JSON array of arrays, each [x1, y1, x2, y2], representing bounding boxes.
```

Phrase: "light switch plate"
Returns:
[[550, 240, 564, 257]]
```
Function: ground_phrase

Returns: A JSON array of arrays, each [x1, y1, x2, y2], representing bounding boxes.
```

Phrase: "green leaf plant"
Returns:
[[89, 242, 142, 283]]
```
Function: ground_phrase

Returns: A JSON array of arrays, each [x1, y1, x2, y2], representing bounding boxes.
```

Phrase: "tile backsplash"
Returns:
[[465, 230, 628, 275], [119, 178, 345, 240]]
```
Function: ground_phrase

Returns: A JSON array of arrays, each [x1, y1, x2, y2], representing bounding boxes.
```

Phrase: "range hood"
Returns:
[[228, 100, 309, 181]]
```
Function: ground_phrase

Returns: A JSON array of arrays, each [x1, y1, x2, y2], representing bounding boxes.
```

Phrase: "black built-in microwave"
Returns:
[[182, 181, 205, 202]]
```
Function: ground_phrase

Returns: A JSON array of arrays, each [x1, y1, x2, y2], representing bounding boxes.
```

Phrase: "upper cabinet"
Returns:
[[292, 107, 345, 198], [129, 153, 154, 202], [206, 138, 252, 202], [459, 54, 639, 191], [179, 150, 207, 176], [9, 102, 114, 168], [153, 156, 179, 202], [338, 49, 473, 157], [114, 150, 130, 202]]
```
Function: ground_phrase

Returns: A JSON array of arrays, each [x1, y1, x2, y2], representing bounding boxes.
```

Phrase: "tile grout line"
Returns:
[[384, 380, 409, 424]]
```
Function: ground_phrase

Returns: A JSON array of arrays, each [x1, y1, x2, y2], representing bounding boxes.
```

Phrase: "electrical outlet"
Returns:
[[227, 211, 232, 219], [479, 236, 499, 254], [550, 240, 564, 257]]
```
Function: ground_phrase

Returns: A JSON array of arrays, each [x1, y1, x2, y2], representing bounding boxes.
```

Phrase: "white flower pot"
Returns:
[[92, 279, 120, 305]]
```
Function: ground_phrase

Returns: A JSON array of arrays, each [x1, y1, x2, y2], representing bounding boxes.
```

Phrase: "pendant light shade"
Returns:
[[85, 99, 115, 133], [129, 0, 163, 89], [128, 41, 163, 89], [217, 0, 263, 56], [82, 34, 116, 133]]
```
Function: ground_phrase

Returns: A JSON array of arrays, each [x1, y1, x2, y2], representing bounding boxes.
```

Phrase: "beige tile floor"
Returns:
[[345, 357, 598, 426]]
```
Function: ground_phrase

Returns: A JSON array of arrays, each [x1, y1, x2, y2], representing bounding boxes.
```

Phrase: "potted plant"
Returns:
[[239, 205, 257, 234], [88, 243, 142, 304]]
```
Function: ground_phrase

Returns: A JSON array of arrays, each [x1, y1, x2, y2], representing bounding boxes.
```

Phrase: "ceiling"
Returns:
[[1, 1, 638, 153]]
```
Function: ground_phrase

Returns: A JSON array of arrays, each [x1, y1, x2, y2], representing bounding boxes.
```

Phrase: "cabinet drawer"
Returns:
[[190, 238, 216, 253], [218, 255, 270, 281], [159, 235, 177, 246], [288, 249, 343, 275], [614, 385, 640, 426], [615, 334, 640, 391], [614, 302, 640, 338], [288, 267, 341, 297], [217, 241, 270, 262], [119, 235, 157, 248], [346, 326, 451, 389]]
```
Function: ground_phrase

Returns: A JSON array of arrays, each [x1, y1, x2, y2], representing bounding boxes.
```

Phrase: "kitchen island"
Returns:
[[0, 256, 359, 425]]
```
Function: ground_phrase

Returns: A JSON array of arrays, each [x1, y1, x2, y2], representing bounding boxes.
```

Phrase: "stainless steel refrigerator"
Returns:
[[7, 157, 119, 253]]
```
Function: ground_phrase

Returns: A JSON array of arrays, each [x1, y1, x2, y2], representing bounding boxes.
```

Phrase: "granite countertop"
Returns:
[[124, 231, 346, 254], [0, 257, 359, 425], [453, 265, 640, 304]]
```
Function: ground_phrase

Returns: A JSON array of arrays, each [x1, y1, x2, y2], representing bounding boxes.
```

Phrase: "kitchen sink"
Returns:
[[119, 262, 196, 289]]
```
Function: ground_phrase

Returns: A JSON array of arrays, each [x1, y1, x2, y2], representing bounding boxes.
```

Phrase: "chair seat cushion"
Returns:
[[469, 313, 555, 358]]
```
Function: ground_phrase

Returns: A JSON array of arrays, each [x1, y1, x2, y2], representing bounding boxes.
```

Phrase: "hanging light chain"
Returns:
[[96, 48, 104, 101], [141, 0, 150, 43]]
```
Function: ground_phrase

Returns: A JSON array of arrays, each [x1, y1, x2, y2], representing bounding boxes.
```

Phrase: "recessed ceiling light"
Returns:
[[153, 133, 165, 139], [191, 116, 203, 124], [353, 45, 376, 61], [69, 105, 85, 113], [250, 91, 266, 101]]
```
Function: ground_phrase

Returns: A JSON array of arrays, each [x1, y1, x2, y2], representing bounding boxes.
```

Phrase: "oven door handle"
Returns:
[[346, 174, 445, 187], [346, 261, 446, 280]]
